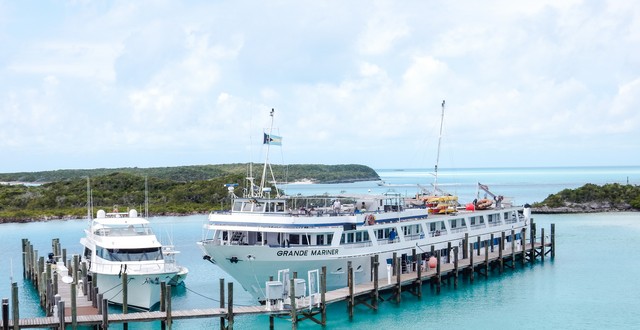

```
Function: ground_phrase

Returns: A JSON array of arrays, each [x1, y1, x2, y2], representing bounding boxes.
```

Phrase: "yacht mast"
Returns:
[[144, 176, 149, 219], [86, 177, 93, 220], [434, 100, 445, 194]]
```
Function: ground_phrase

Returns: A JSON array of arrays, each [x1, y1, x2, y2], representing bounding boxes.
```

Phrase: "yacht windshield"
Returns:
[[99, 247, 163, 262]]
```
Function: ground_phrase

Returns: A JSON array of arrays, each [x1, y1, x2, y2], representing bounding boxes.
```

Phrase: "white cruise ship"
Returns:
[[198, 108, 530, 302]]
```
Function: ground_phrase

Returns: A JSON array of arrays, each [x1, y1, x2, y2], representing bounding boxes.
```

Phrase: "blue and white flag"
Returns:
[[263, 133, 282, 146]]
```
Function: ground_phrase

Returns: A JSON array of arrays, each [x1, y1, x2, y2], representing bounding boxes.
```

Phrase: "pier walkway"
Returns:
[[6, 223, 555, 329]]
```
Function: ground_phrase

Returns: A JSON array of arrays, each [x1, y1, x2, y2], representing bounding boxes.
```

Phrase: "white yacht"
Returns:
[[197, 107, 530, 303], [80, 208, 188, 310]]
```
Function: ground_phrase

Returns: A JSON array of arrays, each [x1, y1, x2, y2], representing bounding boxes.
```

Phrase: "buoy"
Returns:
[[428, 256, 437, 268]]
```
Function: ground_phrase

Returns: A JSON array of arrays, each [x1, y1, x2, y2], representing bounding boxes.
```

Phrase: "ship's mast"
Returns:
[[434, 100, 445, 194], [259, 109, 279, 197]]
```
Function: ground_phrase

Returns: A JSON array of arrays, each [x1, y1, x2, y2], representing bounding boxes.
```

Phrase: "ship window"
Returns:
[[450, 219, 457, 228], [327, 234, 333, 245], [317, 235, 324, 246], [346, 233, 354, 243], [430, 223, 436, 232], [470, 217, 476, 225], [441, 222, 446, 230], [479, 216, 485, 224], [233, 201, 242, 212], [301, 234, 310, 245], [289, 234, 300, 245]]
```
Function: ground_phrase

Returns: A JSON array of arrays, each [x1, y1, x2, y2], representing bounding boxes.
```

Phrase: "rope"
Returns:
[[182, 283, 256, 307]]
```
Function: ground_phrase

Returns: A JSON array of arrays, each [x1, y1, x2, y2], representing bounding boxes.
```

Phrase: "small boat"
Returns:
[[475, 198, 493, 210], [80, 208, 188, 310]]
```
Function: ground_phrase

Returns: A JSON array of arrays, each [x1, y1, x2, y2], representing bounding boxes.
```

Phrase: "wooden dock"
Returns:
[[4, 222, 555, 329]]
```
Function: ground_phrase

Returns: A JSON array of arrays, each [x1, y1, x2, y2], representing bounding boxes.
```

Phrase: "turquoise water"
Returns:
[[1, 166, 639, 329]]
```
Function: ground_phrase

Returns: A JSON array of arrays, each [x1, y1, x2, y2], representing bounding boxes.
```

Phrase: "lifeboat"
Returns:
[[475, 198, 493, 210]]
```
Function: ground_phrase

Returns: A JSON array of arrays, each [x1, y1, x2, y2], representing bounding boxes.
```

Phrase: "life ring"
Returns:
[[366, 214, 376, 225]]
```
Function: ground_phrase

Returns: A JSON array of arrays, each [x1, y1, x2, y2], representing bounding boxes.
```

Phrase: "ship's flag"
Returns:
[[263, 133, 282, 146]]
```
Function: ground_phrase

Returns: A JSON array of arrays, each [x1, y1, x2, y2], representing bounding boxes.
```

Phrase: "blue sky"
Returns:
[[1, 1, 639, 173]]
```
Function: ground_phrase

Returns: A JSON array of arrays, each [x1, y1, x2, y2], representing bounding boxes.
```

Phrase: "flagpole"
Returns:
[[434, 100, 445, 194]]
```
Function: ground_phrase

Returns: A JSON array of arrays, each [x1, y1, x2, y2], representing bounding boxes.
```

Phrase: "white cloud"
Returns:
[[0, 0, 639, 171], [356, 1, 410, 55], [8, 41, 122, 82]]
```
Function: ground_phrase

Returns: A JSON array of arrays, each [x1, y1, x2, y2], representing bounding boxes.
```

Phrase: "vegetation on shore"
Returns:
[[0, 164, 379, 184], [0, 164, 379, 222], [532, 183, 640, 213]]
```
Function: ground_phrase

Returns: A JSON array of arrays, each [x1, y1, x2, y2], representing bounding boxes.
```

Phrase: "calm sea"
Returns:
[[1, 166, 639, 329]]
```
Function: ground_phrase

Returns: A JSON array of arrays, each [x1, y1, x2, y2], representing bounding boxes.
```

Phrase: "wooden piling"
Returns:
[[372, 256, 379, 310], [21, 239, 28, 279], [167, 285, 173, 330], [435, 250, 441, 294], [490, 234, 494, 253], [57, 299, 65, 330], [395, 257, 401, 303], [499, 232, 504, 273], [71, 281, 77, 329], [160, 282, 167, 330], [484, 242, 489, 276], [347, 262, 354, 318], [226, 282, 233, 330], [476, 236, 481, 256], [412, 248, 417, 272], [530, 223, 536, 264], [541, 228, 545, 262], [551, 223, 556, 258], [219, 278, 225, 330], [521, 229, 526, 266], [97, 293, 103, 314], [290, 278, 297, 329], [453, 247, 459, 289], [469, 243, 474, 283], [11, 282, 18, 330], [100, 298, 108, 330], [2, 298, 8, 330], [122, 272, 128, 330], [463, 233, 469, 259], [321, 266, 327, 325], [511, 230, 516, 268], [416, 252, 422, 298], [392, 252, 397, 276]]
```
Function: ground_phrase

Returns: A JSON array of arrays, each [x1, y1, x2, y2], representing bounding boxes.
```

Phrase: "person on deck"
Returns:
[[333, 199, 341, 215], [389, 228, 397, 242]]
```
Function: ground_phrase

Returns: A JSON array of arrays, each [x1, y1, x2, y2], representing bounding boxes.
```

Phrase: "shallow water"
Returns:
[[1, 166, 639, 329]]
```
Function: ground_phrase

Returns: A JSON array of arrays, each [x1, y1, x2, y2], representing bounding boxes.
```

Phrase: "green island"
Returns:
[[0, 164, 379, 223], [531, 183, 640, 213]]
